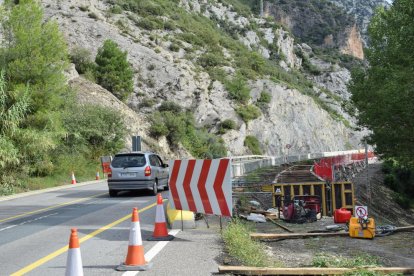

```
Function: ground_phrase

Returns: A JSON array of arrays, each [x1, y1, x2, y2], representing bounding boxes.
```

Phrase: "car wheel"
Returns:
[[152, 180, 158, 196], [109, 190, 117, 197]]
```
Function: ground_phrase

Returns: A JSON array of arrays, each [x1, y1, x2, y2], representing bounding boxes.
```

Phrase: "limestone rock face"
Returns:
[[38, 0, 368, 158]]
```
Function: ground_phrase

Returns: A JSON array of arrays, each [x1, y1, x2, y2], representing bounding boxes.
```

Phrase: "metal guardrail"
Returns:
[[230, 149, 369, 177]]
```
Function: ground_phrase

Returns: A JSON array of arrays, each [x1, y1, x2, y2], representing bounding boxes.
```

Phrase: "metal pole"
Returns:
[[181, 210, 184, 231], [219, 216, 222, 230], [365, 140, 370, 204]]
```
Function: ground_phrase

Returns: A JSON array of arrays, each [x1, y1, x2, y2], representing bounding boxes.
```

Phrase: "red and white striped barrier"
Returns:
[[168, 159, 232, 217]]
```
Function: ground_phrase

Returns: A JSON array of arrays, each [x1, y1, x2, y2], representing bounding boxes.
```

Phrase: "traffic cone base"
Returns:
[[116, 262, 153, 271], [147, 194, 175, 241], [116, 208, 151, 271], [147, 234, 174, 241], [71, 172, 77, 185]]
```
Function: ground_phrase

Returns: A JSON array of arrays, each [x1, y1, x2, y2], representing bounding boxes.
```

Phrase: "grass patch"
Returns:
[[312, 253, 386, 276], [17, 155, 100, 193], [236, 104, 261, 123], [222, 219, 273, 267]]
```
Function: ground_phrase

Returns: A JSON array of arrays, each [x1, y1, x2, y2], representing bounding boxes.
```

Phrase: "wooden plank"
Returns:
[[268, 218, 294, 233], [218, 266, 414, 275], [250, 232, 349, 240]]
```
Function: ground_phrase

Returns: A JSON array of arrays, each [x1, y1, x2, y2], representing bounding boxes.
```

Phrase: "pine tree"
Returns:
[[95, 40, 134, 101]]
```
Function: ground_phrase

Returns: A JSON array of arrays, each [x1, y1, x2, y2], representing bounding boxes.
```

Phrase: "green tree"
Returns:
[[349, 0, 414, 167], [0, 0, 69, 174], [95, 40, 134, 101]]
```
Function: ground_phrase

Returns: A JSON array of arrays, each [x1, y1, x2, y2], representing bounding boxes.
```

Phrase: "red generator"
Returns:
[[334, 208, 352, 223], [283, 195, 321, 223]]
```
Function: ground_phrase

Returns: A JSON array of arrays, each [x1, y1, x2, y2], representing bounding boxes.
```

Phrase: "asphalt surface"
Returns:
[[0, 181, 221, 275]]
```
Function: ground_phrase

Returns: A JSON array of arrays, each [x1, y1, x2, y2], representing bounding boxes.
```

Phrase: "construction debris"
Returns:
[[246, 213, 266, 223], [218, 265, 414, 275]]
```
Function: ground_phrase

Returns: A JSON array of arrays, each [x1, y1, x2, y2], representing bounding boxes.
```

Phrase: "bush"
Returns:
[[136, 17, 163, 30], [225, 74, 251, 104], [95, 40, 134, 101], [221, 119, 237, 130], [218, 119, 237, 134], [62, 104, 127, 158], [236, 105, 261, 123], [158, 101, 182, 113], [197, 52, 225, 68], [244, 136, 262, 155], [70, 47, 96, 74], [149, 113, 169, 139], [256, 91, 272, 110]]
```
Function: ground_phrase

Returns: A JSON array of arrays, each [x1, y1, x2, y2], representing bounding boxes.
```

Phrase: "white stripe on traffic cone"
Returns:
[[148, 194, 174, 241], [65, 228, 83, 276], [116, 208, 152, 271]]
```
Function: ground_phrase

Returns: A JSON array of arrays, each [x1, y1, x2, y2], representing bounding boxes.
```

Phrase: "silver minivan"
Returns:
[[107, 152, 169, 197]]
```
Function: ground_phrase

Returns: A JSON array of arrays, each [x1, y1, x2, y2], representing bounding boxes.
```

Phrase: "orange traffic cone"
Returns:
[[95, 171, 100, 180], [71, 172, 77, 185], [116, 208, 152, 271], [65, 228, 83, 276], [148, 193, 174, 241]]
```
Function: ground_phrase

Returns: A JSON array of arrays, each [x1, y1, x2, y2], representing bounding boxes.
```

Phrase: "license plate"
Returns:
[[121, 173, 136, 177]]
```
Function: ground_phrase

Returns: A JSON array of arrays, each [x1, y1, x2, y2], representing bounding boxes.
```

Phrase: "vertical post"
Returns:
[[219, 215, 222, 230], [181, 210, 184, 231], [365, 140, 371, 204]]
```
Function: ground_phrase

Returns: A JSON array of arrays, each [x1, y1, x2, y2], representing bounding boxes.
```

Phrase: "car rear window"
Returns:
[[111, 154, 146, 168]]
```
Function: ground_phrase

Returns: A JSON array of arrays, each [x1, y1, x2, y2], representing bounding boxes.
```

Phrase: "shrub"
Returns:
[[225, 74, 251, 104], [169, 43, 180, 52], [95, 40, 134, 101], [244, 136, 262, 155], [70, 47, 95, 74], [62, 105, 127, 158], [236, 105, 261, 123], [158, 101, 182, 113], [149, 113, 169, 139], [88, 12, 98, 19], [139, 98, 156, 108], [110, 5, 123, 14], [221, 119, 237, 130], [197, 52, 225, 68], [256, 91, 272, 110], [136, 17, 163, 30]]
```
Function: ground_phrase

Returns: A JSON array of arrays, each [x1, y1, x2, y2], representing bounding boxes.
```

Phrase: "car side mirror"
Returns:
[[162, 164, 169, 168]]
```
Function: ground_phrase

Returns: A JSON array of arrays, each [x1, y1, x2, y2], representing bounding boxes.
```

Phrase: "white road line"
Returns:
[[0, 213, 58, 232], [121, 229, 181, 276]]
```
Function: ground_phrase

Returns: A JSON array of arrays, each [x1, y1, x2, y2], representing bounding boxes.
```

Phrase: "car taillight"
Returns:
[[144, 166, 151, 176], [108, 173, 112, 178]]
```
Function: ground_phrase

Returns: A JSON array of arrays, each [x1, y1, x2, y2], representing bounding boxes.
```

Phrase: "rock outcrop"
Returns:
[[38, 0, 369, 158]]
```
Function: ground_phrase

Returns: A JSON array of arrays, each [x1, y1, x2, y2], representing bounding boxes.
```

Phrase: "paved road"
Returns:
[[0, 181, 221, 275]]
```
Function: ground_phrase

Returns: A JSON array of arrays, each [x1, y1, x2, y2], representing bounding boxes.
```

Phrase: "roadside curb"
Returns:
[[0, 179, 106, 202]]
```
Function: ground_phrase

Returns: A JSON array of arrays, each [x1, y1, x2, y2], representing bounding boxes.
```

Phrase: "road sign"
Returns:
[[354, 205, 368, 218], [168, 159, 232, 217], [286, 144, 291, 149]]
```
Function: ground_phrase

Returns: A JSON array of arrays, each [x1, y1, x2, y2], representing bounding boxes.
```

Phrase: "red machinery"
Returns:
[[283, 195, 321, 223]]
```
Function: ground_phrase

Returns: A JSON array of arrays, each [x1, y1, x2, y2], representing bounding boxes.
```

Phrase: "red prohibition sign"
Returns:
[[356, 206, 367, 218]]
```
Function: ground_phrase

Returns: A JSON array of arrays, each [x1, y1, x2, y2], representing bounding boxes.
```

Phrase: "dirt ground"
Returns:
[[228, 163, 414, 269], [255, 217, 414, 268]]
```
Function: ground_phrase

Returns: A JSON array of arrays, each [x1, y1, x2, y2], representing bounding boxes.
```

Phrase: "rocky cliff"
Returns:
[[329, 0, 391, 46], [42, 0, 367, 158]]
